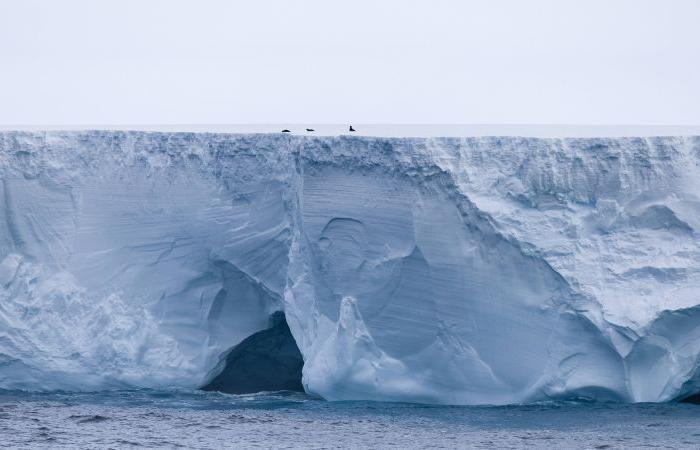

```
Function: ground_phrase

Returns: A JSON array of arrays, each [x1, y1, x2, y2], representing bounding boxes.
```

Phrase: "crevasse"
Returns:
[[1, 131, 699, 405]]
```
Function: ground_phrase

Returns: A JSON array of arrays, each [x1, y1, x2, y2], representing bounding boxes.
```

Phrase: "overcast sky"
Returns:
[[1, 0, 698, 125]]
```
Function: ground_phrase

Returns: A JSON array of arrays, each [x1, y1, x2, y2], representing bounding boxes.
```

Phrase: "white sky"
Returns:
[[0, 0, 699, 126]]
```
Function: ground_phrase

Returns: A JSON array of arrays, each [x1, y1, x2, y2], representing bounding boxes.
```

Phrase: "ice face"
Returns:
[[0, 131, 699, 404]]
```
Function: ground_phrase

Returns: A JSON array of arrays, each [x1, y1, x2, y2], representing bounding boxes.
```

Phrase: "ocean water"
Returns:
[[1, 390, 700, 449]]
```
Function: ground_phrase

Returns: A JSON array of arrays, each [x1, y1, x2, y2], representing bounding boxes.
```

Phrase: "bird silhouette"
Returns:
[[281, 129, 291, 133], [349, 125, 356, 132], [306, 128, 314, 132]]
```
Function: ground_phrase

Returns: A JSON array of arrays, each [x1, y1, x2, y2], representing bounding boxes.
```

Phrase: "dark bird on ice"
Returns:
[[306, 128, 314, 132], [281, 129, 291, 133], [349, 125, 356, 132]]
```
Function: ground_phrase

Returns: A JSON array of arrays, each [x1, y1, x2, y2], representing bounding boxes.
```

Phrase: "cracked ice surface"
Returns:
[[1, 131, 699, 404]]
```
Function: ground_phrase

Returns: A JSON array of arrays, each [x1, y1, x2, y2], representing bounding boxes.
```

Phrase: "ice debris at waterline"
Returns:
[[1, 131, 700, 405], [201, 311, 304, 394]]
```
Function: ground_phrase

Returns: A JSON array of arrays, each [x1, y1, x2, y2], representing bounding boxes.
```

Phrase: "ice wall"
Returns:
[[0, 131, 699, 404]]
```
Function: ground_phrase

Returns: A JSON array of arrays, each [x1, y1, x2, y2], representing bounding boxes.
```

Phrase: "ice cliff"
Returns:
[[1, 131, 699, 405]]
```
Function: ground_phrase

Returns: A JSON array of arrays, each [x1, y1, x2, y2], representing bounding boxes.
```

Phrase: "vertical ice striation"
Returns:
[[0, 131, 699, 404]]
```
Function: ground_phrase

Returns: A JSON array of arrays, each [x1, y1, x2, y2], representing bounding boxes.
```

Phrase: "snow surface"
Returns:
[[4, 124, 700, 138], [1, 131, 699, 404]]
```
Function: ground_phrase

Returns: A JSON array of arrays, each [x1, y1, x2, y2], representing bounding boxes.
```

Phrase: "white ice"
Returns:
[[1, 131, 699, 404]]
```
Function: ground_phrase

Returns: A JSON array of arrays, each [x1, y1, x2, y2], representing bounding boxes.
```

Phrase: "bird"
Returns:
[[281, 129, 291, 133], [306, 128, 314, 132], [349, 125, 356, 132]]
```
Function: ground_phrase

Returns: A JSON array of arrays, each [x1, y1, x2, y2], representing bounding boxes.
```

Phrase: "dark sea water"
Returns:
[[1, 389, 700, 449]]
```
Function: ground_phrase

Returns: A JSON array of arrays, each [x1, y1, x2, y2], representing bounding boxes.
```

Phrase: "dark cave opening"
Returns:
[[679, 393, 700, 404], [200, 311, 304, 394]]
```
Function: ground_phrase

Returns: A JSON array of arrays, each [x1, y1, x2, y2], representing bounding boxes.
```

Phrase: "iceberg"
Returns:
[[1, 130, 699, 405]]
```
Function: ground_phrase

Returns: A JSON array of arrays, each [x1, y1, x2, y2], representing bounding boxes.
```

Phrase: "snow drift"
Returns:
[[1, 131, 699, 405]]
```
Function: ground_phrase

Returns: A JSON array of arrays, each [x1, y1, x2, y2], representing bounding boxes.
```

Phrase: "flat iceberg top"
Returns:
[[2, 124, 700, 138], [1, 130, 700, 405]]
